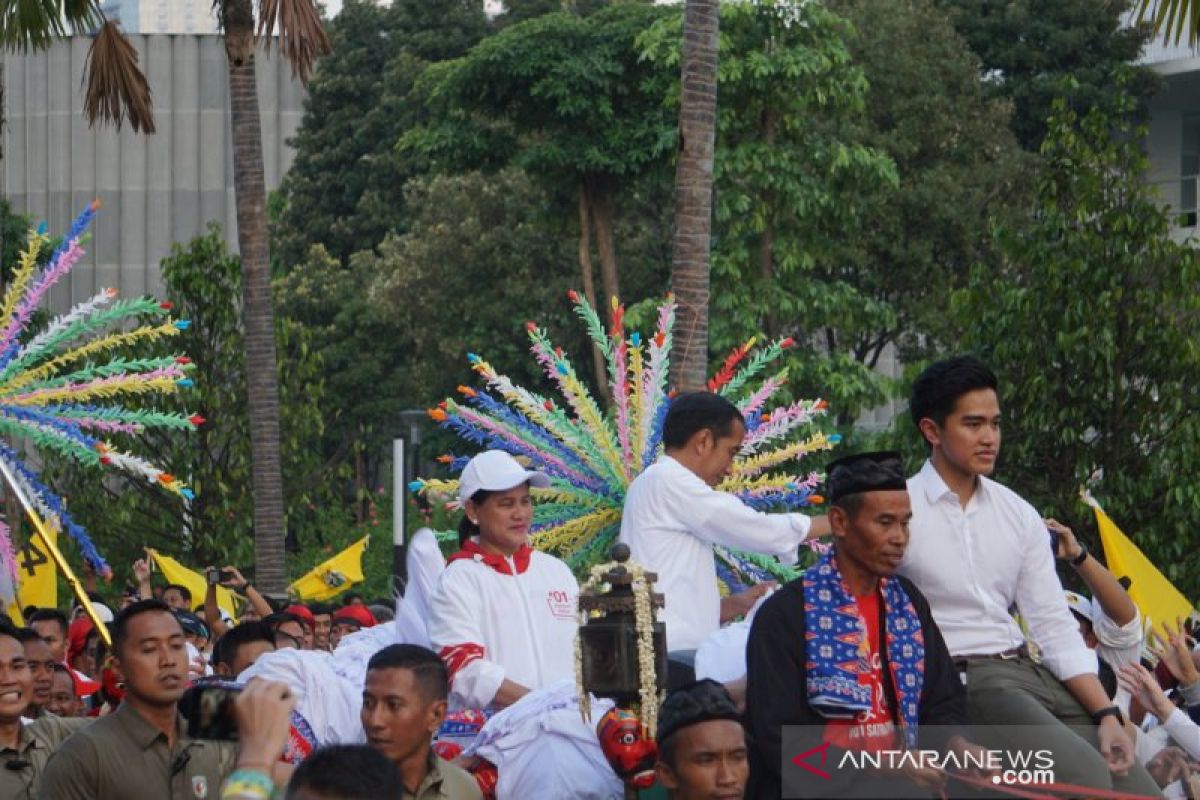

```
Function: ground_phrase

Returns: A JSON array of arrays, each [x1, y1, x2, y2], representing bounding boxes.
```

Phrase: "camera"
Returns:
[[206, 568, 235, 586], [179, 683, 241, 740]]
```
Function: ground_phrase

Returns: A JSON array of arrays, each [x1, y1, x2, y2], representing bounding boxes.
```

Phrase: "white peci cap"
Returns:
[[457, 450, 550, 505], [89, 602, 114, 624], [1063, 590, 1094, 624]]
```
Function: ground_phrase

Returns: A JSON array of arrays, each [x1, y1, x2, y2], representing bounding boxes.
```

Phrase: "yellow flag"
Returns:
[[289, 537, 369, 602], [11, 525, 58, 615], [147, 550, 240, 621], [1090, 500, 1195, 628]]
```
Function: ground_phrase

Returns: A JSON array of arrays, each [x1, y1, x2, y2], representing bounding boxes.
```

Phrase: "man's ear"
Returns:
[[828, 505, 849, 541], [108, 654, 125, 684], [427, 698, 448, 734], [917, 417, 941, 449], [655, 761, 679, 790]]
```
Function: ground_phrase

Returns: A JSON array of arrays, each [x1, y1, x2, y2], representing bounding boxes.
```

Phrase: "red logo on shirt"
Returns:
[[546, 589, 575, 620]]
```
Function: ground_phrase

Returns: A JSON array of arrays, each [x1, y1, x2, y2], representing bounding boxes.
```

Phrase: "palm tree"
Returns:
[[669, 0, 719, 392], [217, 0, 329, 596], [1135, 0, 1199, 46], [1, 2, 155, 152]]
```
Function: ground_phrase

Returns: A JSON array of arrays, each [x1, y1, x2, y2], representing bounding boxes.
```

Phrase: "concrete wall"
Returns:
[[2, 34, 305, 311]]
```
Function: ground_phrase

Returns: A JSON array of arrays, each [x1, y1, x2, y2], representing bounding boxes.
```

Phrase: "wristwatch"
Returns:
[[1092, 705, 1125, 726], [1070, 542, 1089, 567]]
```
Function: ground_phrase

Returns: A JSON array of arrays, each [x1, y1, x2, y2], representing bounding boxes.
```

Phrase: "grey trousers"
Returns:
[[964, 656, 1162, 798]]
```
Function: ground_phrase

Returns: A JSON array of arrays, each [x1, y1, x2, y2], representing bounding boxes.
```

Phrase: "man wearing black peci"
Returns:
[[745, 452, 987, 798]]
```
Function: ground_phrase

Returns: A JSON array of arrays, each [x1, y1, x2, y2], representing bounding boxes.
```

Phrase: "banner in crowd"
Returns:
[[148, 549, 240, 620], [1089, 500, 1195, 627], [289, 537, 369, 601], [11, 525, 58, 616]]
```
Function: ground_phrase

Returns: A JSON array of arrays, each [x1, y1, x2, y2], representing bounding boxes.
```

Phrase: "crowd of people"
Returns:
[[0, 356, 1198, 799]]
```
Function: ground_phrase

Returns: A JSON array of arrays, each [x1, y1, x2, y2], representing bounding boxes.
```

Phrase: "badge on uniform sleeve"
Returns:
[[191, 775, 208, 799]]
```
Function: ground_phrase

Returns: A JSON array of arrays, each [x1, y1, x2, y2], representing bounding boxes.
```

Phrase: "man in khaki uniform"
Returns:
[[0, 621, 89, 798], [40, 600, 237, 800], [362, 645, 482, 800]]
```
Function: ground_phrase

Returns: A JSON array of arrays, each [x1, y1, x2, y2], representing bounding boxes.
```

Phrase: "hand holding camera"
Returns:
[[205, 565, 247, 589], [233, 679, 296, 773]]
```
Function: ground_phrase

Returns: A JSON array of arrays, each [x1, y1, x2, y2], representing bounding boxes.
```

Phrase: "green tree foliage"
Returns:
[[272, 0, 489, 269], [403, 2, 677, 320], [642, 0, 898, 420], [936, 0, 1158, 150], [366, 168, 595, 407], [826, 0, 1030, 362], [44, 227, 331, 576], [951, 87, 1200, 597]]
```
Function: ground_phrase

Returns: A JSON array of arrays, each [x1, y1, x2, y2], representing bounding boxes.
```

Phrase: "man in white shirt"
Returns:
[[619, 392, 829, 658], [898, 356, 1159, 796]]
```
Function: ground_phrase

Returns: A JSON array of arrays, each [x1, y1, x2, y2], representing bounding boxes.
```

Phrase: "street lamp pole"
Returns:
[[393, 409, 426, 596]]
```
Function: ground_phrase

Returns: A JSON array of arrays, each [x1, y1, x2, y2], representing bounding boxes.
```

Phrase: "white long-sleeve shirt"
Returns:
[[619, 455, 811, 652], [898, 460, 1097, 682], [428, 540, 579, 711]]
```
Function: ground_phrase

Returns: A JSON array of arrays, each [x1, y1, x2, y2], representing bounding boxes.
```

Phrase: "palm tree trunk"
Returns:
[[670, 0, 720, 392], [578, 186, 610, 397], [586, 176, 621, 309], [224, 0, 288, 596]]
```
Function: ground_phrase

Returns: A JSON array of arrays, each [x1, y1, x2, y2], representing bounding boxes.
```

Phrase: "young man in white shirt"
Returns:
[[898, 356, 1159, 796], [619, 392, 829, 658]]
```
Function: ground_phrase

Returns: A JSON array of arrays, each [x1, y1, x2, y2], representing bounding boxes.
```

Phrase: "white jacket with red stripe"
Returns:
[[428, 539, 580, 711]]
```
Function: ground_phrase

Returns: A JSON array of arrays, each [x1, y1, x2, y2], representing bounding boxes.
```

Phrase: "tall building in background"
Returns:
[[100, 0, 218, 34], [2, 35, 304, 309]]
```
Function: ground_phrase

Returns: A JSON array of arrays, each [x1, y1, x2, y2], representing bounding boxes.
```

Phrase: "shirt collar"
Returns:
[[916, 459, 955, 503], [916, 459, 987, 507], [0, 724, 36, 756], [114, 701, 184, 750], [446, 538, 532, 576], [417, 752, 445, 794]]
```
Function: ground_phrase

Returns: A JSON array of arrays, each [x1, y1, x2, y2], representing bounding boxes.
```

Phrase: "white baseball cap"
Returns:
[[1064, 590, 1094, 624], [457, 450, 550, 504]]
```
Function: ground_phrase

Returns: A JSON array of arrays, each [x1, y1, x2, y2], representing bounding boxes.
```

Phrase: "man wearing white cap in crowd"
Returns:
[[427, 450, 579, 711], [1048, 517, 1143, 699]]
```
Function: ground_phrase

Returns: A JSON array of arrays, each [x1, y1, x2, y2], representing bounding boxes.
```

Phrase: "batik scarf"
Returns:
[[803, 550, 925, 747]]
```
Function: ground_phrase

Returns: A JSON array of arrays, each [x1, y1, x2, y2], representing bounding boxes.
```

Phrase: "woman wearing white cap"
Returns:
[[428, 450, 580, 711]]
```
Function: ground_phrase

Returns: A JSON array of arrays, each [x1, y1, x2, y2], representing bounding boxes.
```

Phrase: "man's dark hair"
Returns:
[[909, 356, 998, 443], [16, 627, 45, 644], [366, 644, 449, 703], [0, 620, 21, 646], [265, 611, 305, 631], [285, 744, 404, 800], [212, 621, 274, 670], [662, 392, 745, 450], [28, 608, 68, 638], [657, 679, 743, 768], [162, 583, 193, 604], [344, 592, 365, 605], [309, 602, 334, 617], [111, 599, 182, 657]]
